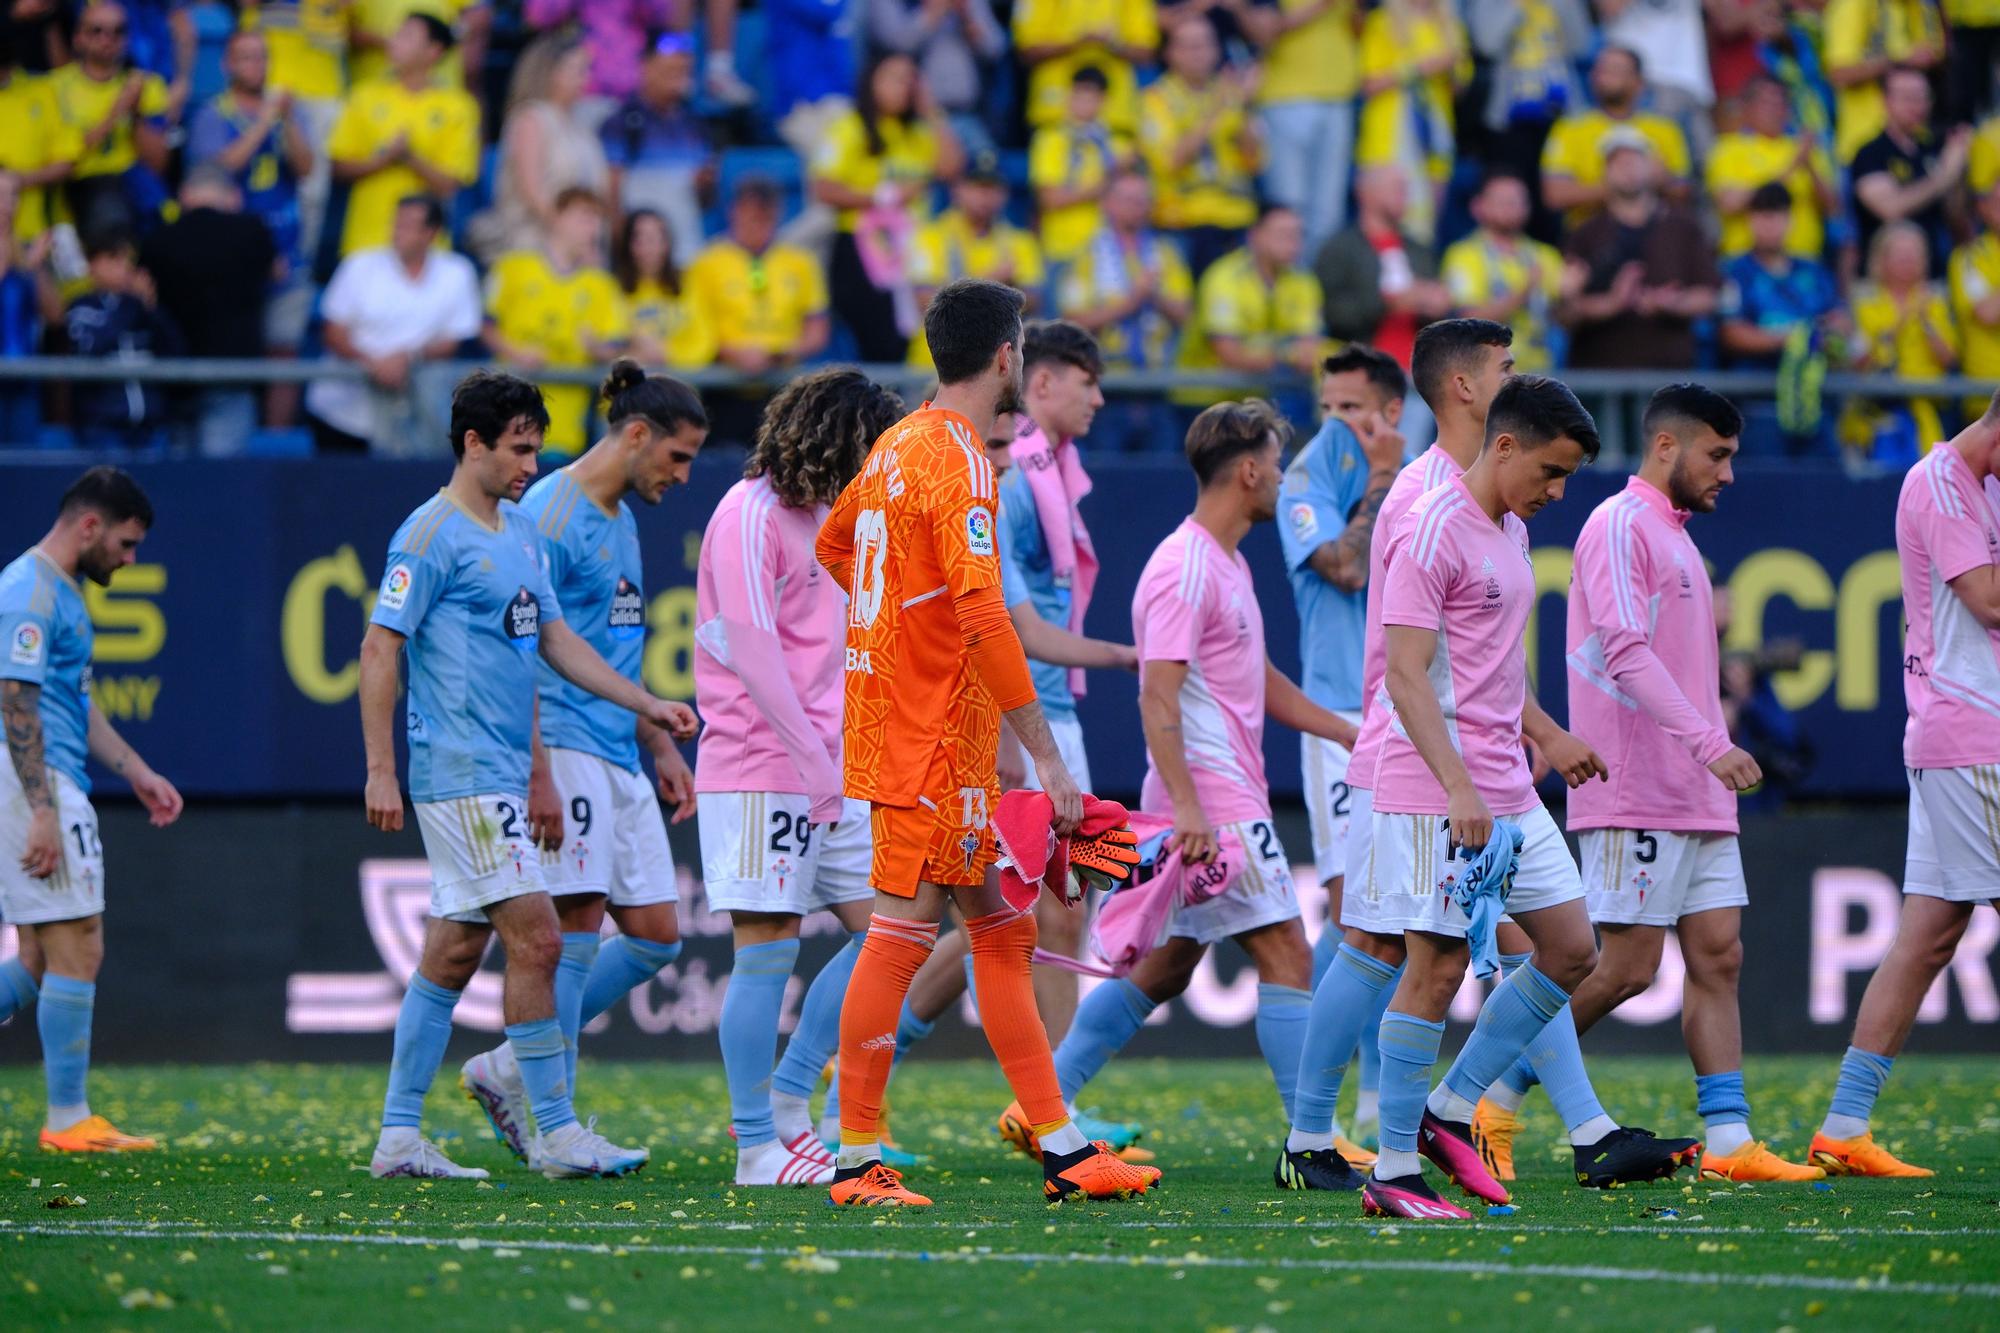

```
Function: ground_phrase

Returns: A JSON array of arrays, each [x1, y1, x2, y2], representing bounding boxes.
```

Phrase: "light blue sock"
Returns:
[[1357, 978, 1393, 1098], [893, 997, 935, 1063], [0, 957, 38, 1024], [1309, 926, 1339, 990], [507, 1016, 576, 1135], [772, 933, 861, 1100], [1696, 1071, 1750, 1130], [719, 938, 798, 1147], [39, 973, 94, 1120], [381, 974, 460, 1129], [1293, 944, 1397, 1134], [1256, 983, 1313, 1121], [1053, 978, 1156, 1102], [1377, 1012, 1446, 1155], [1522, 1004, 1608, 1132], [554, 932, 600, 1096], [1492, 952, 1540, 1098], [1827, 1047, 1894, 1125], [1439, 962, 1569, 1112], [579, 935, 683, 1024]]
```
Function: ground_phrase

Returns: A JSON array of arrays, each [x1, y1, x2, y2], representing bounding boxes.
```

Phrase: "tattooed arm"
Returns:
[[1305, 465, 1396, 592], [3, 679, 60, 877]]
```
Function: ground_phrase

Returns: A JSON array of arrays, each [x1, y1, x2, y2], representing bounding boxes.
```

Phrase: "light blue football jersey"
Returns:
[[0, 549, 94, 792], [520, 470, 646, 773], [370, 491, 564, 802], [1277, 418, 1370, 712], [998, 465, 1077, 720]]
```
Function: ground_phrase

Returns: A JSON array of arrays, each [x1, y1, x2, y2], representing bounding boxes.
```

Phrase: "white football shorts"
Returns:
[[1166, 816, 1301, 947], [1579, 828, 1746, 926], [540, 747, 677, 907], [414, 792, 550, 923], [1904, 765, 2000, 902], [0, 764, 104, 925], [1302, 714, 1365, 883], [699, 792, 873, 915], [1021, 713, 1093, 793], [1370, 801, 1583, 937]]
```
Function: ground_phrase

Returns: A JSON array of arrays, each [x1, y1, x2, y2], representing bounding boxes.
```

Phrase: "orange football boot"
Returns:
[[1044, 1141, 1162, 1202], [40, 1115, 158, 1152], [1700, 1141, 1826, 1182], [1806, 1132, 1933, 1178], [829, 1163, 933, 1206], [1472, 1099, 1519, 1182]]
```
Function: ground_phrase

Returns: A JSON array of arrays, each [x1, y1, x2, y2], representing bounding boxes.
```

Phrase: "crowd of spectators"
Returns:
[[3, 0, 2000, 458]]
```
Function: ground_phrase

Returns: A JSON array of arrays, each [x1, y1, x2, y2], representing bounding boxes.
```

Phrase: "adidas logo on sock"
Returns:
[[859, 1032, 897, 1051]]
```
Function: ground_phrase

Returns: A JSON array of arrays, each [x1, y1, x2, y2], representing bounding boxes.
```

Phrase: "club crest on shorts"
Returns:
[[1630, 869, 1653, 905], [958, 829, 982, 871]]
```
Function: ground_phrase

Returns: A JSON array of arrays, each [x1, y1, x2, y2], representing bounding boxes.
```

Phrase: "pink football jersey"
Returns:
[[1133, 518, 1273, 825], [1373, 476, 1538, 816], [1566, 477, 1736, 833], [694, 477, 845, 794], [1898, 445, 2000, 769]]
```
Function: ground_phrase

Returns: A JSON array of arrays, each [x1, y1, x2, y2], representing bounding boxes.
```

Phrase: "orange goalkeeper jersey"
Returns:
[[817, 406, 1007, 808]]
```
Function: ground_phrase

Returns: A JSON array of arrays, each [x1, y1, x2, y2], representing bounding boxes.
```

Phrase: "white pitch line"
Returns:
[[5, 1223, 1998, 1300], [25, 1216, 2000, 1242]]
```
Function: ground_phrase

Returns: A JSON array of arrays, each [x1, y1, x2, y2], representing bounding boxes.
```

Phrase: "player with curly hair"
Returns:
[[694, 367, 911, 1186]]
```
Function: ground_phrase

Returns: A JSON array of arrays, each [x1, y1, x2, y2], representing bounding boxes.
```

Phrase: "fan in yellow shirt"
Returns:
[[1949, 184, 2000, 411], [1138, 21, 1261, 271], [351, 0, 485, 89], [1850, 220, 1958, 448], [49, 2, 171, 184], [1354, 0, 1467, 246], [1057, 166, 1194, 371], [685, 178, 831, 372], [1013, 0, 1158, 136], [0, 69, 80, 244], [1178, 203, 1325, 404], [1708, 74, 1838, 258], [1823, 0, 1944, 162], [1541, 47, 1692, 229], [613, 208, 715, 371], [1970, 111, 2000, 194], [247, 0, 350, 102], [1029, 66, 1133, 265], [326, 15, 481, 254], [906, 167, 1045, 368], [483, 188, 630, 455], [1441, 173, 1567, 371]]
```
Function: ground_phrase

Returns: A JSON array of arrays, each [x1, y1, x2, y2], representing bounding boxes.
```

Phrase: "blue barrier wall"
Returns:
[[0, 457, 1905, 799]]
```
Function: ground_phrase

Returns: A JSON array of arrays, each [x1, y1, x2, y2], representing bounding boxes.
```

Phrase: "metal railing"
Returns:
[[2, 357, 1991, 459]]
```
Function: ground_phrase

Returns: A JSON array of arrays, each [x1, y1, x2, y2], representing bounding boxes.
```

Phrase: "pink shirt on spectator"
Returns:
[[524, 0, 679, 100], [1134, 519, 1273, 825], [1374, 476, 1537, 816], [1566, 477, 1737, 834], [1898, 446, 2000, 769], [693, 477, 845, 795], [1347, 444, 1464, 791]]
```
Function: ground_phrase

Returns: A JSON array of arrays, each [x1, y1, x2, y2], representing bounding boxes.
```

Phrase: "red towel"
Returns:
[[992, 788, 1132, 912]]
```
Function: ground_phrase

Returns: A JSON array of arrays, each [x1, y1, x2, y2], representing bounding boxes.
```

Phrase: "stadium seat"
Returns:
[[189, 2, 234, 106], [243, 428, 314, 458]]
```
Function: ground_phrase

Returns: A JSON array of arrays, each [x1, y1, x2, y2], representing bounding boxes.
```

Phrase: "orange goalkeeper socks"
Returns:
[[837, 916, 938, 1151], [966, 908, 1079, 1147]]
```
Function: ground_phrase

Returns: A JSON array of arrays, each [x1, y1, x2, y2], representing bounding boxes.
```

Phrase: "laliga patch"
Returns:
[[10, 622, 43, 666], [966, 505, 995, 557], [1288, 501, 1318, 543], [379, 563, 413, 612]]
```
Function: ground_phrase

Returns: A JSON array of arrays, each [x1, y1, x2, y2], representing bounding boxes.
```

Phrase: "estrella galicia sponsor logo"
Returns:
[[505, 587, 541, 648], [1480, 556, 1501, 606], [609, 576, 644, 641]]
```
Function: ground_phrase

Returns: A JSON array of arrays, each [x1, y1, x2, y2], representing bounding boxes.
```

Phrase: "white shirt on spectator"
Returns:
[[1601, 0, 1712, 106], [306, 246, 482, 443]]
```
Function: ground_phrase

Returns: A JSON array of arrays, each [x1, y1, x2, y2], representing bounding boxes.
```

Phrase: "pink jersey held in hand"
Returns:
[[1373, 476, 1538, 817], [1897, 446, 2000, 770], [1346, 444, 1465, 793], [1566, 477, 1738, 834], [693, 477, 845, 796], [1133, 518, 1274, 825]]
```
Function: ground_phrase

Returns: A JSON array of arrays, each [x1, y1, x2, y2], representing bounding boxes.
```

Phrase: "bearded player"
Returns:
[[0, 467, 182, 1152], [816, 278, 1159, 1206]]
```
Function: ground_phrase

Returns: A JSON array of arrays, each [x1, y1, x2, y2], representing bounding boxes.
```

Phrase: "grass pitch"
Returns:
[[0, 1055, 1995, 1331]]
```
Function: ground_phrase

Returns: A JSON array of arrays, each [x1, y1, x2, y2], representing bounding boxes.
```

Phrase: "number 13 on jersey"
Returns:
[[850, 509, 889, 628]]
